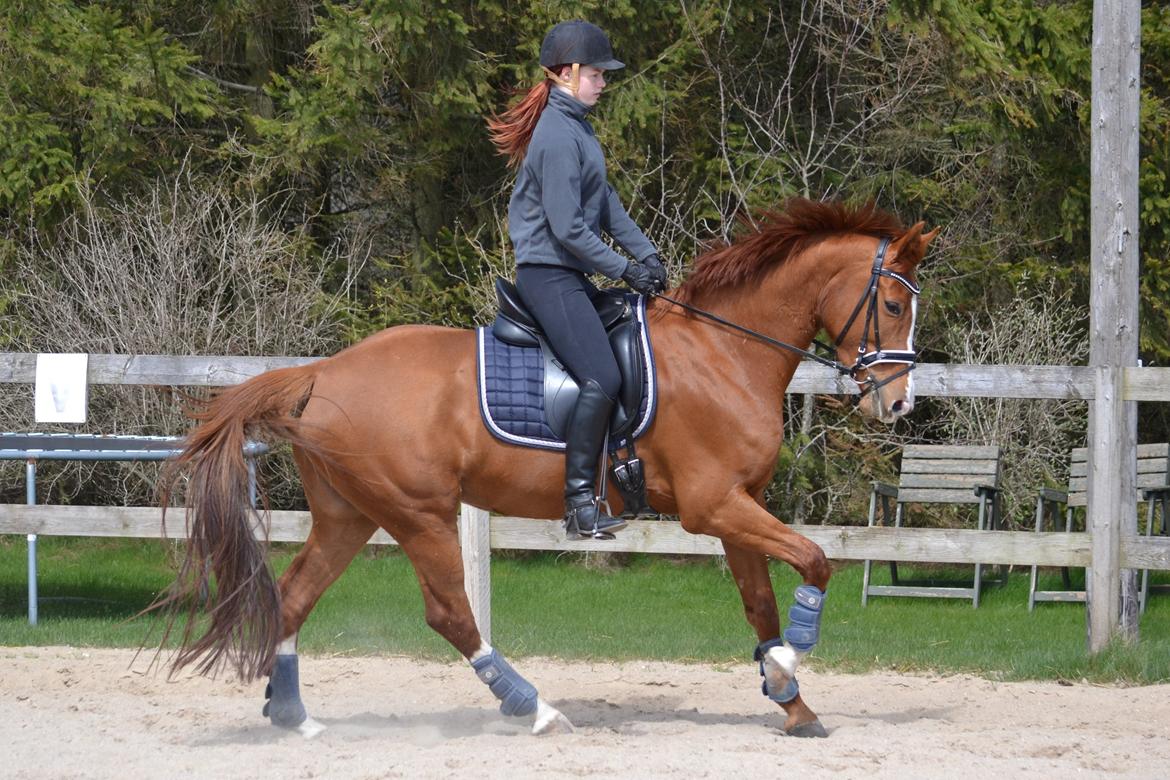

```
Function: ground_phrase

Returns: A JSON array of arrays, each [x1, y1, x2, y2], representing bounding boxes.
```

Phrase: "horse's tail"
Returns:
[[151, 362, 325, 682]]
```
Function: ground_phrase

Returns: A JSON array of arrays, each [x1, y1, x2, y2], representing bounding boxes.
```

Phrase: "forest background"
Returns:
[[0, 0, 1168, 529]]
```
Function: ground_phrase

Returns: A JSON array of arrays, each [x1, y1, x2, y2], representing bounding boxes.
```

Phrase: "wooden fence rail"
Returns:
[[3, 352, 1170, 400], [4, 504, 1168, 568]]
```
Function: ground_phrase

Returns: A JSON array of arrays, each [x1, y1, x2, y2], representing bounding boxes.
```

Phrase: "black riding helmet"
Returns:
[[539, 20, 624, 70]]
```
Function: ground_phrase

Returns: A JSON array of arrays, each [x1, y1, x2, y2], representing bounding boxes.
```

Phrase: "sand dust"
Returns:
[[2, 646, 1167, 779]]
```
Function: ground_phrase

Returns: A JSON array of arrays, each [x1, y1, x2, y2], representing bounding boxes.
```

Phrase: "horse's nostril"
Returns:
[[891, 399, 913, 416]]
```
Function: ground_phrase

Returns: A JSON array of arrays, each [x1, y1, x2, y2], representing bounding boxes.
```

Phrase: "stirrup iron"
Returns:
[[563, 497, 625, 540]]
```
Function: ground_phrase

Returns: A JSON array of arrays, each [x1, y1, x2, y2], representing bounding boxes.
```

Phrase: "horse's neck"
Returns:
[[654, 244, 835, 392], [689, 243, 832, 356]]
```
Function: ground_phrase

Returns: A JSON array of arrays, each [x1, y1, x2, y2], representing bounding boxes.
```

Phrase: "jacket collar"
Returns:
[[548, 87, 592, 120]]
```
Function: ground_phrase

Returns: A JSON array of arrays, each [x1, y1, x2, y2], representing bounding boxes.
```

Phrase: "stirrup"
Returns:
[[565, 524, 617, 541], [563, 498, 626, 540]]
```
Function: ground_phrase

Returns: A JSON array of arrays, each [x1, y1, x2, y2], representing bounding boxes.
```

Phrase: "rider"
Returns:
[[487, 20, 668, 539]]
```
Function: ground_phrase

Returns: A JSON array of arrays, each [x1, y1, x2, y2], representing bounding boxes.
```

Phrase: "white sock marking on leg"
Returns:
[[469, 641, 493, 663], [763, 644, 805, 693], [277, 634, 298, 655]]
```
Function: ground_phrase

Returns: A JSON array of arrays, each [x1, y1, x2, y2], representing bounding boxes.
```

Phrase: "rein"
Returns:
[[651, 237, 921, 403]]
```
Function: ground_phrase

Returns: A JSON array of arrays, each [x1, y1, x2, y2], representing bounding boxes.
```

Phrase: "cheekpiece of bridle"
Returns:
[[825, 236, 921, 404], [653, 235, 921, 407]]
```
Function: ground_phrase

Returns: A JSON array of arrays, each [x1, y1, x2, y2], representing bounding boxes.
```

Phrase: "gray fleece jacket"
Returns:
[[508, 88, 656, 279]]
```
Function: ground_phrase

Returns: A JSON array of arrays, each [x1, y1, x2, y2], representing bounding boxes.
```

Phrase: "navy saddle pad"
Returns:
[[476, 295, 657, 451]]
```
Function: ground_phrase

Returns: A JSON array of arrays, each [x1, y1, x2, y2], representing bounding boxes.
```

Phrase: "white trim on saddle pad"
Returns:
[[476, 294, 657, 451]]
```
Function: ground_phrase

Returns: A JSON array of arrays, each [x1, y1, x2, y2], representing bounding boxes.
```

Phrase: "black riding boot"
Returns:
[[563, 379, 627, 539]]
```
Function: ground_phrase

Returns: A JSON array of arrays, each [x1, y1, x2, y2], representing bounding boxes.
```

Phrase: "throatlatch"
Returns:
[[471, 648, 539, 717]]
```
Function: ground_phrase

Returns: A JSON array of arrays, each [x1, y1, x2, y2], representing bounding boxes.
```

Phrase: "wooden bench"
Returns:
[[1029, 443, 1170, 611], [862, 444, 1003, 607]]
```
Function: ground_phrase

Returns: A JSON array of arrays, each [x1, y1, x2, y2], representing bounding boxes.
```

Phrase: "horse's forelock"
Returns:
[[678, 198, 906, 301]]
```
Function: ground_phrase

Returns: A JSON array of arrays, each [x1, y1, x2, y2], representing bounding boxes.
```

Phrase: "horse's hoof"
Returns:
[[295, 717, 326, 739], [532, 700, 574, 735], [784, 719, 828, 739]]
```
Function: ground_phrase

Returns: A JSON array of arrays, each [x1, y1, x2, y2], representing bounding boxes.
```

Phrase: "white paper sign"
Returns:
[[35, 353, 89, 423]]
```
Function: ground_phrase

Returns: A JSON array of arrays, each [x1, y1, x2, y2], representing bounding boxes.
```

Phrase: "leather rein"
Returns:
[[650, 237, 921, 404]]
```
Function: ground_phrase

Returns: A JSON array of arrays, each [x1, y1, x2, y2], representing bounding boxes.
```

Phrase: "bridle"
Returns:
[[652, 236, 921, 404], [821, 236, 921, 402]]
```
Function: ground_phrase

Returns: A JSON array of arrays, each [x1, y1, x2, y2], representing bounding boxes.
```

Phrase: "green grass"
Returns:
[[1, 536, 1168, 684]]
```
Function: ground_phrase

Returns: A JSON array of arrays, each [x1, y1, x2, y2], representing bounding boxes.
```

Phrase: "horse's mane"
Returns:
[[676, 198, 906, 302]]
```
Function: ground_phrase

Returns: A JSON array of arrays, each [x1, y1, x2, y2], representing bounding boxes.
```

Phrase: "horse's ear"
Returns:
[[919, 226, 940, 256], [888, 222, 935, 271]]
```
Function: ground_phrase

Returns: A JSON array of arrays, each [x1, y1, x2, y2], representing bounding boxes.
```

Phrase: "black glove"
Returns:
[[642, 253, 669, 291], [621, 260, 662, 295]]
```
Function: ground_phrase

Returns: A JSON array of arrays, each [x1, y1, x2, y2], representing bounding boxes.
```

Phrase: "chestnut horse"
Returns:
[[157, 198, 935, 739]]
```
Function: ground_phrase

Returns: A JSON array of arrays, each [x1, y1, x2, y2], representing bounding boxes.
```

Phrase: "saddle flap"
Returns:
[[607, 319, 644, 435]]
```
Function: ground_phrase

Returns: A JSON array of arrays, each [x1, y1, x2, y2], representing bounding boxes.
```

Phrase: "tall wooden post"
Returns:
[[1087, 0, 1141, 651], [459, 503, 492, 643]]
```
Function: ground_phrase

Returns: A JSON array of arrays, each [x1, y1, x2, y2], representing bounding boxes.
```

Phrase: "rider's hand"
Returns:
[[621, 260, 664, 295], [642, 254, 669, 292]]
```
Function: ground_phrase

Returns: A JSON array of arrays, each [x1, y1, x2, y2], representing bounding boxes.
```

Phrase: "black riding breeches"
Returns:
[[514, 264, 621, 400]]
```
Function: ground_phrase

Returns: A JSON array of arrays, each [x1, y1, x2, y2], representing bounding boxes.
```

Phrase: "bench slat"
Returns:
[[1068, 476, 1168, 495], [902, 445, 1001, 460], [1071, 443, 1169, 462], [1071, 458, 1168, 478], [900, 474, 999, 490], [900, 459, 1001, 476], [896, 488, 988, 504], [866, 585, 978, 599]]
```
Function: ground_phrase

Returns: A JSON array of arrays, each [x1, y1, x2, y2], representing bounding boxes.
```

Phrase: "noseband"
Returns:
[[653, 236, 920, 404]]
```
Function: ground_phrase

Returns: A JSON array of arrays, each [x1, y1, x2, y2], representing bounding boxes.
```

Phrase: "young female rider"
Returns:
[[487, 20, 667, 540]]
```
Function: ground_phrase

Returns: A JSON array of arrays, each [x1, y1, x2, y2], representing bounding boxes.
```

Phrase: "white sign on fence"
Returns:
[[34, 353, 89, 423]]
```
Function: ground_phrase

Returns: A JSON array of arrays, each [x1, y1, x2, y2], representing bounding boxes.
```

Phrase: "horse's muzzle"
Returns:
[[861, 382, 915, 423], [889, 398, 914, 418]]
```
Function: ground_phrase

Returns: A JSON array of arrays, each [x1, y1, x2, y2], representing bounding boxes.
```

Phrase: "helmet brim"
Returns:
[[590, 58, 625, 70]]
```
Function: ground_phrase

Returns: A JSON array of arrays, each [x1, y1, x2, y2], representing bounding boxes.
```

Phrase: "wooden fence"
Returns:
[[2, 503, 1168, 643], [1, 353, 1169, 643]]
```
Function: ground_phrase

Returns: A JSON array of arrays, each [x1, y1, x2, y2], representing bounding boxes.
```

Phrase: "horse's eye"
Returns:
[[884, 301, 903, 316]]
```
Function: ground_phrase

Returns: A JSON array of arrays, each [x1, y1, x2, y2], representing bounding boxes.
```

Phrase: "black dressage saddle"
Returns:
[[490, 277, 647, 444]]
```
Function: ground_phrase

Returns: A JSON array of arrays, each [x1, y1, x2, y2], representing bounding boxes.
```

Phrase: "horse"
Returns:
[[156, 197, 936, 739]]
